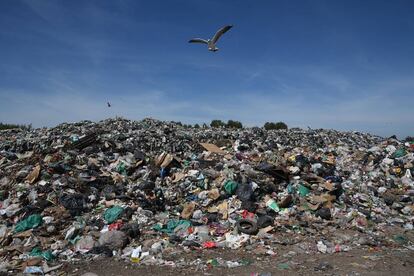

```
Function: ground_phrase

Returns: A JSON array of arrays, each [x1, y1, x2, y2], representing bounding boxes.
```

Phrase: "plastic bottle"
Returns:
[[131, 247, 141, 263]]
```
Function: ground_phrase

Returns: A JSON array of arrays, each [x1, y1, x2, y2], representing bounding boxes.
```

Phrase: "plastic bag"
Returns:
[[236, 183, 254, 202], [153, 219, 191, 234], [223, 180, 238, 195], [30, 247, 55, 261], [14, 214, 42, 233], [104, 206, 124, 224]]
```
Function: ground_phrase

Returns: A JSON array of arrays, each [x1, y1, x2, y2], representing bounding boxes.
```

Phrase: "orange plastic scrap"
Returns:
[[248, 153, 261, 162], [224, 154, 233, 160], [199, 143, 225, 154], [172, 172, 186, 183], [298, 199, 320, 211], [310, 194, 336, 208], [181, 202, 196, 219], [26, 165, 41, 184], [217, 201, 228, 219], [155, 152, 167, 167], [207, 188, 220, 200], [322, 181, 335, 191], [203, 241, 217, 248], [311, 194, 336, 203], [155, 152, 175, 168]]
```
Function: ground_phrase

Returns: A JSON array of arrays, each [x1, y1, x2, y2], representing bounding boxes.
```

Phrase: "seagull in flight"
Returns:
[[189, 25, 233, 52], [107, 102, 111, 107]]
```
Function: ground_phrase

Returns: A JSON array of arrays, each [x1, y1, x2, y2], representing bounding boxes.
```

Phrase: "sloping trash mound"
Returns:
[[0, 118, 413, 273]]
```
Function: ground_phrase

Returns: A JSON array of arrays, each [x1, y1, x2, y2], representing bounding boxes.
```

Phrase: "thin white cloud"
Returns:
[[1, 77, 413, 138]]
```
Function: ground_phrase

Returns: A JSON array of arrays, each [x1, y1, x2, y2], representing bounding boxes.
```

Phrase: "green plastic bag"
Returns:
[[298, 184, 310, 197], [116, 162, 127, 175], [393, 234, 408, 245], [287, 183, 295, 194], [104, 205, 124, 223], [278, 263, 290, 270], [183, 160, 190, 168], [69, 235, 81, 245], [153, 219, 191, 234], [266, 198, 280, 212], [223, 180, 238, 195], [30, 247, 55, 261], [207, 259, 219, 266], [14, 214, 42, 233], [392, 148, 407, 159]]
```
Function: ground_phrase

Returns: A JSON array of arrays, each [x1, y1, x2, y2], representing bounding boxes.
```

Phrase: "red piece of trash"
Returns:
[[241, 210, 255, 219], [109, 221, 123, 231], [203, 241, 217, 249]]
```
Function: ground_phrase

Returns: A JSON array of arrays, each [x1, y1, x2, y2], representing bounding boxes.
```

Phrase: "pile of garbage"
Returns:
[[0, 118, 413, 273]]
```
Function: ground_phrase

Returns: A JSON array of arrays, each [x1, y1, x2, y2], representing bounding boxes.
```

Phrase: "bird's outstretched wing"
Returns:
[[212, 25, 233, 44], [188, 38, 208, 44]]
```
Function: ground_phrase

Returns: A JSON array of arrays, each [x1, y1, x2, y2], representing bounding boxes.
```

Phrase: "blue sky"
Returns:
[[0, 0, 413, 138]]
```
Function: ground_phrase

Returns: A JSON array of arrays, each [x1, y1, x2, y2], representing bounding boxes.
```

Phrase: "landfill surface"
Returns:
[[0, 118, 413, 275]]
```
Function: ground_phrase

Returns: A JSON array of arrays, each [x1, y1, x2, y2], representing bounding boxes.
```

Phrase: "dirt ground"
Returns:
[[65, 246, 414, 276], [63, 227, 414, 276]]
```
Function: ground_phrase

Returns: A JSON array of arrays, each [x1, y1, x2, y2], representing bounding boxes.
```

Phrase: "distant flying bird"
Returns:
[[107, 102, 111, 107], [189, 25, 233, 52]]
